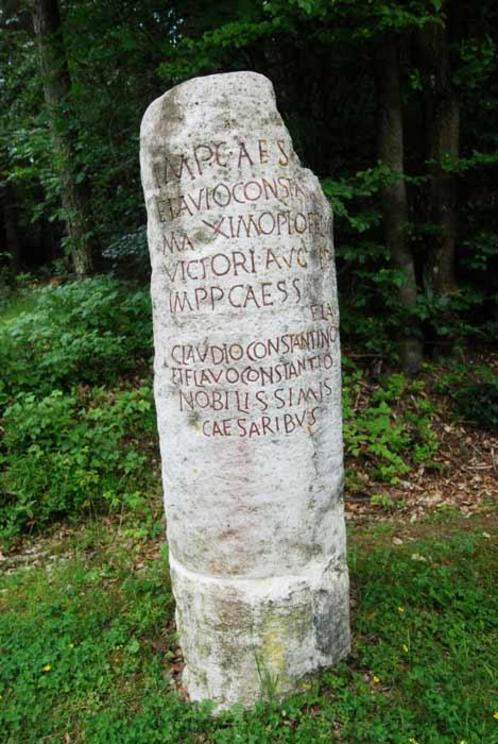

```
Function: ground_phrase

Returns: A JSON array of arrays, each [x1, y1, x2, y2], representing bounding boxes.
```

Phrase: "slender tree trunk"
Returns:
[[418, 10, 460, 296], [1, 180, 22, 272], [32, 0, 98, 277], [376, 38, 423, 373]]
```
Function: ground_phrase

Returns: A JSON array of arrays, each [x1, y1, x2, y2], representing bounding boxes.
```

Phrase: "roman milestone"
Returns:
[[140, 71, 350, 708]]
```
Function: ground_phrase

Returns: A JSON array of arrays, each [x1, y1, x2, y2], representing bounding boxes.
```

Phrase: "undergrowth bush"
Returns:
[[0, 386, 156, 541], [0, 279, 157, 543], [435, 362, 498, 431], [343, 365, 439, 484], [455, 381, 498, 430], [0, 277, 152, 398]]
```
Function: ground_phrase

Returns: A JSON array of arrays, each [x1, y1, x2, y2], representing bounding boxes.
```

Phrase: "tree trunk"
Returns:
[[1, 180, 22, 272], [376, 38, 423, 373], [418, 10, 460, 296], [32, 0, 98, 277]]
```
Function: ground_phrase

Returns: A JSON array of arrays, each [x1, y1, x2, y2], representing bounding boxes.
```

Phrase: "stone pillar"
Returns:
[[140, 71, 350, 709]]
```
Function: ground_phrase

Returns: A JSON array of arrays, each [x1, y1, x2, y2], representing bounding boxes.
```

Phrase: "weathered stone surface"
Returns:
[[140, 71, 350, 708]]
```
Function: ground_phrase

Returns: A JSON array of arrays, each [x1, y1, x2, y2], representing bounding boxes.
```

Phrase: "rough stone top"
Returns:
[[142, 71, 274, 126], [140, 72, 286, 157]]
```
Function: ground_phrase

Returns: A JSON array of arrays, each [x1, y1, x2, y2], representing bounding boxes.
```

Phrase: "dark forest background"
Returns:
[[1, 0, 497, 368]]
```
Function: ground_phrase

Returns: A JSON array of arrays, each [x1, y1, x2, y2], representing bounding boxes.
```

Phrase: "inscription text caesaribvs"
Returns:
[[152, 137, 337, 439]]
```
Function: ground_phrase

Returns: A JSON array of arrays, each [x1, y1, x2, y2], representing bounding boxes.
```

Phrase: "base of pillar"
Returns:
[[169, 554, 350, 709]]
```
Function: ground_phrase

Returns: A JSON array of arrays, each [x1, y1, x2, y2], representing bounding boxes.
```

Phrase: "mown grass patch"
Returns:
[[1, 515, 496, 743]]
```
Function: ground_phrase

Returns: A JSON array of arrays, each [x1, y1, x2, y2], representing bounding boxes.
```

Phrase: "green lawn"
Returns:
[[1, 514, 496, 743]]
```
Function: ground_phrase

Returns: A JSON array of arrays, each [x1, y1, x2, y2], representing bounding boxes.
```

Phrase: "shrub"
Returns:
[[454, 381, 498, 430], [343, 366, 439, 484], [435, 362, 498, 431], [0, 386, 157, 540], [0, 277, 152, 398]]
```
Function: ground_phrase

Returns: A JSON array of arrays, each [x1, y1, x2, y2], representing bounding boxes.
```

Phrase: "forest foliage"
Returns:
[[0, 0, 497, 358]]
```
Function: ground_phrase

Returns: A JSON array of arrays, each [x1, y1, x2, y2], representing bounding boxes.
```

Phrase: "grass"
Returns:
[[1, 514, 496, 743]]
